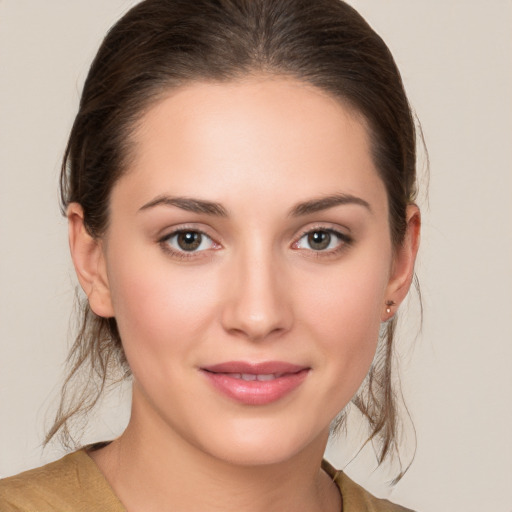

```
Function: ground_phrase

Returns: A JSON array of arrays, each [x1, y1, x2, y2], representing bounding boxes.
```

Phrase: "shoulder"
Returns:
[[322, 460, 416, 512], [337, 472, 415, 512], [0, 450, 125, 512]]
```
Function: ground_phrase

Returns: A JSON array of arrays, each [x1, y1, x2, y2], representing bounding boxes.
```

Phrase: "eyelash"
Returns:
[[292, 227, 353, 257], [158, 227, 219, 261], [158, 226, 353, 260]]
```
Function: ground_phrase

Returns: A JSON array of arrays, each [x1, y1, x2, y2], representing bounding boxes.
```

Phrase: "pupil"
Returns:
[[308, 231, 331, 250], [177, 231, 201, 251]]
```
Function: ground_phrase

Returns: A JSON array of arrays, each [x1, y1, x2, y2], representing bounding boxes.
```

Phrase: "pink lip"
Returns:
[[200, 361, 310, 406]]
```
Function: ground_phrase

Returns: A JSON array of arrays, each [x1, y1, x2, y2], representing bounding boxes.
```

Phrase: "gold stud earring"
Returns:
[[385, 300, 395, 314]]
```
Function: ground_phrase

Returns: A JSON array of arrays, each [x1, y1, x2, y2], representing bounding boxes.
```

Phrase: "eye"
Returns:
[[294, 228, 350, 252], [163, 230, 216, 253]]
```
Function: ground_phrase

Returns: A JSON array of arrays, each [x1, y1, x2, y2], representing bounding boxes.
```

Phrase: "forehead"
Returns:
[[114, 77, 387, 216]]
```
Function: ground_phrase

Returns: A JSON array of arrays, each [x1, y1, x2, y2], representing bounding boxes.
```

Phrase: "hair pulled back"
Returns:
[[52, 0, 419, 475]]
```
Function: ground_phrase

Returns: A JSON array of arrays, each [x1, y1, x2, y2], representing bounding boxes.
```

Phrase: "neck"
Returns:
[[90, 392, 340, 512]]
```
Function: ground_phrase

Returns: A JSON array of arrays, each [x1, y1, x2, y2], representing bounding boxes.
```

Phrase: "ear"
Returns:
[[67, 203, 114, 318], [382, 204, 421, 321]]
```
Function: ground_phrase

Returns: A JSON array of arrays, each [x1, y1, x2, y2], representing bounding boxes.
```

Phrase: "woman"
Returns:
[[0, 0, 420, 510]]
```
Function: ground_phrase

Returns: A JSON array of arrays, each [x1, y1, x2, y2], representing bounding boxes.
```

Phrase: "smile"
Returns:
[[201, 361, 310, 406], [218, 373, 285, 381]]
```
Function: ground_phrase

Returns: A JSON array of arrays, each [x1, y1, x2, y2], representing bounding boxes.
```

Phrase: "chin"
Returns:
[[192, 418, 329, 468]]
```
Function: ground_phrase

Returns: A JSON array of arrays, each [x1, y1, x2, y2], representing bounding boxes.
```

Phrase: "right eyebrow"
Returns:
[[138, 195, 228, 217], [288, 193, 372, 217]]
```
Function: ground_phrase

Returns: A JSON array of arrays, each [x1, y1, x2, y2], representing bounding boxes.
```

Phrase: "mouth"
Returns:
[[200, 361, 310, 405], [211, 372, 289, 381]]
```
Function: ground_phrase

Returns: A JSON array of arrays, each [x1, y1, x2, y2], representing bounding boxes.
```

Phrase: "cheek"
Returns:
[[105, 247, 218, 366], [294, 250, 391, 401], [300, 255, 388, 340]]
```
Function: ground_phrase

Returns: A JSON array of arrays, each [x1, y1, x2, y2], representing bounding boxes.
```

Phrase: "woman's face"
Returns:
[[81, 78, 414, 465]]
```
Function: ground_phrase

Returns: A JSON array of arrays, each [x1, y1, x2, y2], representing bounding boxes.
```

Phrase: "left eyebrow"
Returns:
[[289, 193, 372, 217], [138, 195, 228, 217]]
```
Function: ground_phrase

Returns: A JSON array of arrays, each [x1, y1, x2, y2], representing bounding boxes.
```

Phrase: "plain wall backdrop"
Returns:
[[1, 1, 511, 511]]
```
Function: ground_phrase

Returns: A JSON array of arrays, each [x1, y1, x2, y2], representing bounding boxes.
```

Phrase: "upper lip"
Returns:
[[201, 361, 308, 375]]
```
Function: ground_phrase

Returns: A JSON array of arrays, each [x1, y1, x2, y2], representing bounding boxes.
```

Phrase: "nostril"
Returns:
[[222, 310, 292, 342]]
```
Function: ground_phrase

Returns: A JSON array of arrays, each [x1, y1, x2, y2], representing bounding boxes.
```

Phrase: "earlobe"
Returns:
[[67, 203, 114, 318], [382, 205, 421, 321]]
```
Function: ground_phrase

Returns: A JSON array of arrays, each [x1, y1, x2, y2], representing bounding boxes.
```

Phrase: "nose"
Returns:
[[220, 244, 293, 342]]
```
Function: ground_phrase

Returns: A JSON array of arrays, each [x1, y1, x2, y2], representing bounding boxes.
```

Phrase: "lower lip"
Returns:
[[202, 369, 309, 406]]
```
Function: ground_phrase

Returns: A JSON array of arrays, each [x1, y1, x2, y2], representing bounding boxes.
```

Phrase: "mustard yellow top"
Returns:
[[0, 451, 414, 511]]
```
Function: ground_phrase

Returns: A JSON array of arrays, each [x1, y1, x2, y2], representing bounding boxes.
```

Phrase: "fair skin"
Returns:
[[68, 77, 420, 512]]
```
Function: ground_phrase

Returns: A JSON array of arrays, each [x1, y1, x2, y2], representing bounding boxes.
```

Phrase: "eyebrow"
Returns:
[[139, 195, 228, 217], [139, 192, 371, 218], [289, 193, 372, 217]]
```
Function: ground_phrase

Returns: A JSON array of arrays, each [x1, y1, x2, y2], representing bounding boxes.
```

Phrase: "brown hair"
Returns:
[[50, 0, 419, 476]]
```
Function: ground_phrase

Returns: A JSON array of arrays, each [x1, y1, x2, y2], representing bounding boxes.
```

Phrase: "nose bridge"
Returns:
[[221, 238, 292, 341]]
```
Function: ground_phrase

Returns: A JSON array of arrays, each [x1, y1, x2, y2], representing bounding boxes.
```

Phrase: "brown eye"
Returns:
[[307, 231, 331, 250], [294, 228, 351, 253], [163, 230, 215, 253], [177, 231, 202, 251]]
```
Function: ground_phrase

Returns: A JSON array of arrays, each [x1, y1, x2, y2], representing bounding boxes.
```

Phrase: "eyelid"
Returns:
[[158, 225, 221, 259], [291, 224, 353, 254]]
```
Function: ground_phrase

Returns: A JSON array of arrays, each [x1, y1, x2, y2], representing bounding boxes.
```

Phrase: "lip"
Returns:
[[200, 361, 310, 406]]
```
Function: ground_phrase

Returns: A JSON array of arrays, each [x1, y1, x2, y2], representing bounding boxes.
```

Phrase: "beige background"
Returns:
[[1, 1, 511, 510]]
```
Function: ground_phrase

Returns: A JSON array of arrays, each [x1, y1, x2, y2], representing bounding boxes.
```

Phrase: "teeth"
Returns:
[[256, 374, 275, 381], [226, 373, 279, 381]]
